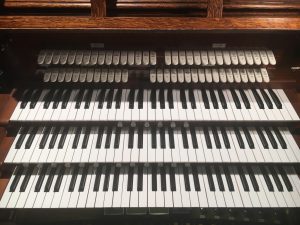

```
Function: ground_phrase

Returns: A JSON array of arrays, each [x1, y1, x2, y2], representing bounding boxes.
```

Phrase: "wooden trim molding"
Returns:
[[207, 0, 223, 18], [0, 16, 300, 30], [91, 0, 107, 17]]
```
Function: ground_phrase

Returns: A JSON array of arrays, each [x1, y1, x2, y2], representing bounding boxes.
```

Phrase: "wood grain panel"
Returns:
[[1, 16, 300, 30], [207, 0, 223, 17], [224, 0, 300, 9], [3, 0, 91, 8], [91, 0, 107, 17]]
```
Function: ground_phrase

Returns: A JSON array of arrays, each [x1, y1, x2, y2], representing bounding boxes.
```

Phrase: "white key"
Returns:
[[176, 90, 187, 120], [139, 166, 148, 208], [275, 89, 299, 120], [206, 90, 219, 120], [176, 128, 188, 162], [147, 166, 156, 208], [179, 50, 186, 65], [230, 128, 247, 162], [221, 90, 235, 121], [266, 50, 276, 65], [202, 166, 217, 207], [237, 50, 246, 65], [233, 166, 252, 207], [285, 166, 300, 207], [223, 50, 231, 65], [164, 166, 173, 207], [245, 50, 254, 65], [164, 127, 172, 163], [178, 167, 190, 207], [185, 90, 195, 120], [112, 166, 124, 208], [103, 166, 114, 207], [196, 90, 210, 120], [77, 165, 93, 208], [170, 89, 179, 120], [155, 128, 163, 163], [194, 127, 206, 162], [131, 128, 139, 163], [121, 166, 131, 207], [215, 50, 223, 65], [242, 166, 261, 207], [224, 89, 243, 120], [193, 50, 201, 65], [219, 166, 236, 207], [239, 128, 255, 162], [186, 127, 197, 162], [94, 165, 106, 208], [156, 167, 165, 207], [195, 165, 209, 207], [86, 166, 98, 208], [230, 50, 238, 65], [210, 166, 226, 207], [281, 128, 300, 162], [186, 51, 194, 65], [83, 90, 98, 121], [217, 127, 230, 162], [155, 89, 164, 121], [208, 127, 222, 162], [186, 167, 200, 207], [173, 167, 182, 207], [235, 89, 252, 120], [171, 50, 179, 65], [162, 89, 171, 121], [165, 50, 171, 65]]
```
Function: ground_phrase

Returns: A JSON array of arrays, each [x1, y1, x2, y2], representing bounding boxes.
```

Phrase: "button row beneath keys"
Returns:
[[38, 50, 157, 66], [150, 68, 269, 83], [1, 164, 298, 208], [43, 68, 129, 83], [164, 50, 276, 66], [5, 126, 300, 163]]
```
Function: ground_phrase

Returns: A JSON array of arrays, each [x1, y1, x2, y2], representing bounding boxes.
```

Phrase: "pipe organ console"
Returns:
[[0, 0, 300, 225]]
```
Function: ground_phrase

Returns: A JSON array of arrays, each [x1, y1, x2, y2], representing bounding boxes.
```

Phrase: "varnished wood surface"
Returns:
[[0, 94, 17, 126], [207, 0, 223, 17], [3, 0, 90, 8], [224, 0, 300, 9], [1, 16, 300, 30]]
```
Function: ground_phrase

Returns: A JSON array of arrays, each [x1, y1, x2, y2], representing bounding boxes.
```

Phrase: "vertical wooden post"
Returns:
[[91, 0, 107, 17], [207, 0, 223, 18]]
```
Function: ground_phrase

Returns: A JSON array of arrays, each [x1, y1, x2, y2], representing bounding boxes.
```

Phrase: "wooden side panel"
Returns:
[[91, 0, 107, 17], [207, 0, 223, 17]]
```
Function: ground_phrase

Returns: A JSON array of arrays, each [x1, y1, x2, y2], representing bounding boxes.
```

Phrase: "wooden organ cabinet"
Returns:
[[0, 0, 300, 225]]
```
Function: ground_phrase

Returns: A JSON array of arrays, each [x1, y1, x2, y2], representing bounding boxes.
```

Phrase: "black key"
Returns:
[[278, 166, 293, 191], [84, 89, 93, 109], [137, 89, 144, 109], [20, 89, 33, 109], [49, 127, 60, 149], [269, 167, 283, 191], [30, 89, 42, 109], [43, 89, 55, 109], [20, 166, 34, 192], [215, 166, 225, 191], [160, 167, 166, 191], [181, 127, 189, 149], [190, 127, 198, 149], [206, 166, 215, 191], [106, 89, 114, 109], [75, 89, 85, 109], [224, 166, 234, 191], [68, 166, 79, 192], [10, 166, 24, 192], [256, 127, 268, 149], [151, 127, 156, 149], [114, 127, 121, 149], [230, 89, 241, 109], [160, 127, 166, 149], [105, 127, 112, 149], [72, 127, 82, 149], [242, 127, 254, 149], [220, 127, 230, 149], [260, 166, 274, 192], [212, 127, 221, 149], [97, 89, 106, 109], [167, 89, 174, 109], [39, 127, 51, 149], [35, 165, 48, 192], [52, 89, 63, 109], [191, 165, 200, 191], [79, 165, 89, 192], [251, 89, 264, 109], [54, 166, 65, 192], [150, 89, 156, 109], [127, 166, 134, 191], [15, 127, 29, 149], [268, 89, 282, 109], [128, 89, 135, 109], [61, 89, 72, 109], [82, 127, 91, 149], [168, 127, 175, 149], [137, 166, 143, 191], [273, 127, 287, 149], [264, 127, 278, 149], [247, 166, 259, 192], [201, 89, 210, 109], [112, 166, 120, 191], [260, 89, 273, 109], [218, 90, 227, 109], [183, 167, 191, 191], [159, 89, 165, 109], [25, 127, 38, 149], [180, 89, 187, 109], [209, 90, 219, 109], [115, 89, 122, 109], [234, 127, 245, 149], [239, 89, 250, 109], [170, 167, 176, 191], [151, 166, 157, 191], [44, 166, 56, 192], [188, 89, 196, 109], [137, 127, 143, 148], [96, 127, 104, 148], [93, 166, 102, 192], [203, 127, 212, 149], [237, 166, 249, 192], [58, 127, 69, 149], [128, 127, 135, 149]]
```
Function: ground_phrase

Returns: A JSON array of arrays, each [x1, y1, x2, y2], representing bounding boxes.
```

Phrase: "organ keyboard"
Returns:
[[1, 1, 300, 225]]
